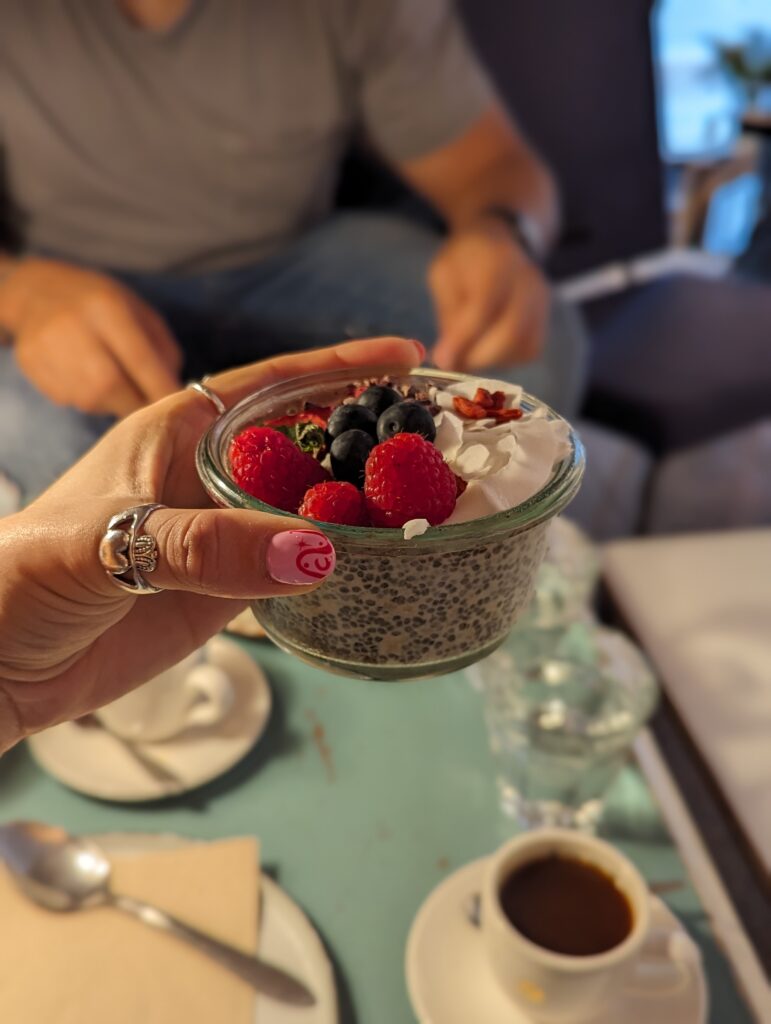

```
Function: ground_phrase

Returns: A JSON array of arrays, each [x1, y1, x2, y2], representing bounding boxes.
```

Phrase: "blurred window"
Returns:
[[654, 0, 771, 161]]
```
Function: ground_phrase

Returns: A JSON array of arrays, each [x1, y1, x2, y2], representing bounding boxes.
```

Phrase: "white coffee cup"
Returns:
[[480, 829, 689, 1022], [95, 648, 234, 743]]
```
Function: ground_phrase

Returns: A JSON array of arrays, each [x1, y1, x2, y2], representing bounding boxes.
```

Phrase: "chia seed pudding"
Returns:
[[196, 367, 584, 680]]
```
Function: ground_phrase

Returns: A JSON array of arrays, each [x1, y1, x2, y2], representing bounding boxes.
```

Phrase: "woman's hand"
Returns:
[[0, 336, 423, 752]]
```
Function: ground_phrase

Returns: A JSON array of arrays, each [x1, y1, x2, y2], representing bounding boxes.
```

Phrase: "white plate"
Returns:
[[28, 637, 271, 802], [406, 858, 708, 1024], [96, 832, 338, 1024]]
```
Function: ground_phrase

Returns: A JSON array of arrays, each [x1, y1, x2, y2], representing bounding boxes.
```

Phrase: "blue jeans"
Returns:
[[0, 213, 588, 502]]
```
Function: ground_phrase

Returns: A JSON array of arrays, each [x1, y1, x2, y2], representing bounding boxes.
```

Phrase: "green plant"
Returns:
[[714, 31, 771, 102]]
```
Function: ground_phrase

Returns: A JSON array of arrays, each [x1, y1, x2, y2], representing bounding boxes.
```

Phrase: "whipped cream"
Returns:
[[402, 377, 571, 538]]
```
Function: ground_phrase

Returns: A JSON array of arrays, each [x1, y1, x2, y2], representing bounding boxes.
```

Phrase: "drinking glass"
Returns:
[[472, 623, 658, 830], [518, 516, 600, 631]]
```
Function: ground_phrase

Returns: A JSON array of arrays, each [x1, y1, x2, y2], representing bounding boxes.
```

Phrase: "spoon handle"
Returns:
[[109, 893, 315, 1007]]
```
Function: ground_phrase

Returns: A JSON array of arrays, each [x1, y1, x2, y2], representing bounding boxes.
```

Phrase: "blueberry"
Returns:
[[330, 429, 376, 487], [376, 400, 437, 443], [356, 384, 403, 418], [326, 403, 378, 443]]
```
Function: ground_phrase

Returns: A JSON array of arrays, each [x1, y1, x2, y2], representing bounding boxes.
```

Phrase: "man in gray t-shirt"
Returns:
[[0, 0, 585, 500]]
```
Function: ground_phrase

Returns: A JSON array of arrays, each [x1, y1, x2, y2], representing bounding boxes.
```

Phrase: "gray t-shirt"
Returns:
[[0, 0, 493, 273]]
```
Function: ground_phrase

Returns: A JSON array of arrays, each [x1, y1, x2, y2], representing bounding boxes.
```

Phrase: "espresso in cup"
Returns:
[[499, 853, 633, 957], [480, 829, 653, 1022]]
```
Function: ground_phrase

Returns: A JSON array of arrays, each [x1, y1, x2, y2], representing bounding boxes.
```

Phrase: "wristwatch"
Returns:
[[480, 205, 546, 264]]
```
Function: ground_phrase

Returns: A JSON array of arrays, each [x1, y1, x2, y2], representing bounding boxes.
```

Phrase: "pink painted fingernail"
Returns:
[[267, 530, 336, 585], [410, 339, 426, 362]]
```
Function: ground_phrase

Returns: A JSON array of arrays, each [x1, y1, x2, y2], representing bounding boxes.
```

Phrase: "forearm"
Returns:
[[442, 148, 560, 254], [398, 105, 561, 258]]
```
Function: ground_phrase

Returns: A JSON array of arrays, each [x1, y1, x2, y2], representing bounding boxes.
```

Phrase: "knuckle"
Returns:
[[87, 286, 124, 319], [165, 514, 220, 591], [46, 310, 81, 337]]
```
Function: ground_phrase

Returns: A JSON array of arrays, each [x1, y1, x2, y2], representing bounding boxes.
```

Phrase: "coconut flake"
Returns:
[[431, 389, 457, 411], [454, 443, 491, 478], [444, 480, 508, 523], [427, 377, 573, 528], [402, 518, 430, 540], [433, 410, 464, 460]]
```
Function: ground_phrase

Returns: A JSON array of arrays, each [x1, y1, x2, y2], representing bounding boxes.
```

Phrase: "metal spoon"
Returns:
[[0, 821, 315, 1007], [73, 714, 185, 792]]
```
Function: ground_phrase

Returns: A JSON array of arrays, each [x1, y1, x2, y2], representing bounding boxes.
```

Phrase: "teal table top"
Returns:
[[0, 639, 754, 1024]]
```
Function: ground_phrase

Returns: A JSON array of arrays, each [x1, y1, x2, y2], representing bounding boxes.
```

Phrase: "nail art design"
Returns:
[[267, 530, 336, 585]]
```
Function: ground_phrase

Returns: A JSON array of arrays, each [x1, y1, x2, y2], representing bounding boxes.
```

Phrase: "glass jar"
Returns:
[[196, 367, 585, 680]]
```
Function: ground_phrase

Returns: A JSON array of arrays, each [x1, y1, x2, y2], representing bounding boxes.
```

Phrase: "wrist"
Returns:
[[474, 206, 547, 264]]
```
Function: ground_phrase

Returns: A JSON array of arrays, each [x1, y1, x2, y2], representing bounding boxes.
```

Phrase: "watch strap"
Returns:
[[480, 205, 545, 264]]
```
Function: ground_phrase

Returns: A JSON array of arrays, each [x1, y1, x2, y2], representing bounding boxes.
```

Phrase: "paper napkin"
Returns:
[[0, 836, 259, 1024]]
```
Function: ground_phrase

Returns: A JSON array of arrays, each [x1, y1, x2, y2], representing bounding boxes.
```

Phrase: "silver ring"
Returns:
[[187, 380, 227, 416], [98, 503, 166, 595]]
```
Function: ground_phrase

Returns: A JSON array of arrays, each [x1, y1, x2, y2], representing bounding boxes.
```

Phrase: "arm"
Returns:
[[0, 127, 180, 402], [0, 336, 424, 754], [351, 0, 560, 373], [396, 107, 558, 371], [398, 103, 560, 255]]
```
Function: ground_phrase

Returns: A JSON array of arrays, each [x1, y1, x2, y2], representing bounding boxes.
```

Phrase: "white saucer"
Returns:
[[28, 637, 272, 802], [96, 832, 338, 1023], [406, 858, 708, 1024]]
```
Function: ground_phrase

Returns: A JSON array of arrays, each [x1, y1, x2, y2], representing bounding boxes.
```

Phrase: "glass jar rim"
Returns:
[[196, 366, 585, 545]]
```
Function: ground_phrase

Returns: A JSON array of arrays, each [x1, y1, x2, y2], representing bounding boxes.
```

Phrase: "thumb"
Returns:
[[147, 508, 336, 598]]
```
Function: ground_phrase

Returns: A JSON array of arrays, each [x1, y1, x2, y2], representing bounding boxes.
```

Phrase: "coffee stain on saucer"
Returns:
[[305, 709, 335, 782]]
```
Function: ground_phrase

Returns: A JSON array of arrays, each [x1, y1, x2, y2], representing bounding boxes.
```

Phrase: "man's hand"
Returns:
[[429, 219, 550, 372], [0, 258, 182, 417]]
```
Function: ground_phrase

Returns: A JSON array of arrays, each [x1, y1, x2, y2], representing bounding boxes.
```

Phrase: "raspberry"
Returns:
[[263, 408, 330, 430], [364, 433, 456, 528], [229, 426, 329, 512], [299, 481, 370, 526]]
